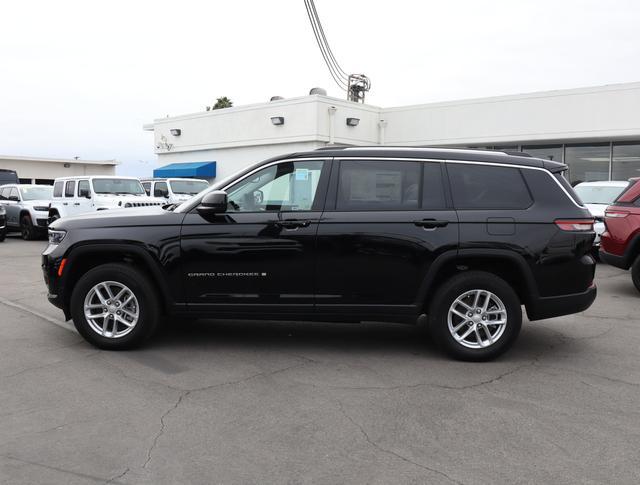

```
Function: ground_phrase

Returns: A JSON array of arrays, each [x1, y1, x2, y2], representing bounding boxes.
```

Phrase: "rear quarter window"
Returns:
[[447, 163, 532, 210]]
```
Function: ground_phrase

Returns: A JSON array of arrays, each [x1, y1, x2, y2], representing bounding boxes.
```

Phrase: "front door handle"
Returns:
[[414, 219, 449, 229], [278, 219, 311, 229], [74, 203, 81, 206]]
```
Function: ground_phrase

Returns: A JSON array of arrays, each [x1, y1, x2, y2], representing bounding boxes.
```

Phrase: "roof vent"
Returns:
[[309, 87, 327, 96], [270, 96, 285, 101]]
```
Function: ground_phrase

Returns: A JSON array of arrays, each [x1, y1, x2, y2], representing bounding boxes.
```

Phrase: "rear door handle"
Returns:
[[278, 219, 311, 229], [62, 202, 68, 206], [414, 219, 448, 229], [73, 203, 81, 206]]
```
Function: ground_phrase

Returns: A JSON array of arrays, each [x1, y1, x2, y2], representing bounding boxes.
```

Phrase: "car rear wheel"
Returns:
[[20, 215, 36, 240], [70, 263, 160, 349], [632, 256, 640, 293], [428, 271, 522, 361], [0, 227, 5, 242]]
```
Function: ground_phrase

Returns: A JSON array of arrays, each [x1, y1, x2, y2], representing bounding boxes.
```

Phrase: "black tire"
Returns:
[[20, 215, 36, 240], [428, 271, 522, 361], [632, 256, 640, 294], [0, 228, 5, 242], [70, 263, 160, 350]]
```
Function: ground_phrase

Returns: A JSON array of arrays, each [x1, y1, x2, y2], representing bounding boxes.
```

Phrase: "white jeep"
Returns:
[[140, 178, 210, 205], [48, 176, 165, 221]]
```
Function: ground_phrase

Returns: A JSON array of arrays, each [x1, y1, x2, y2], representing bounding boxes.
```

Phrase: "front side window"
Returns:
[[9, 187, 20, 201], [154, 182, 169, 198], [226, 161, 324, 212], [53, 181, 64, 197], [337, 160, 421, 210], [92, 179, 145, 195], [0, 188, 10, 200], [65, 181, 76, 198], [448, 163, 532, 210], [77, 180, 90, 197], [20, 186, 53, 201]]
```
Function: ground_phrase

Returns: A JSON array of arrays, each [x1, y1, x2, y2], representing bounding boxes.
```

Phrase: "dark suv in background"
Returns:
[[42, 148, 596, 360]]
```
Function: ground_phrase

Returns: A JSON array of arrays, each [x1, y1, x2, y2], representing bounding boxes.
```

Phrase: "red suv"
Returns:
[[600, 177, 640, 292]]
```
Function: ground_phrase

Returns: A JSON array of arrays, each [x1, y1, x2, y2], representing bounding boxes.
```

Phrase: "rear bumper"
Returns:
[[599, 249, 632, 270], [526, 284, 597, 321]]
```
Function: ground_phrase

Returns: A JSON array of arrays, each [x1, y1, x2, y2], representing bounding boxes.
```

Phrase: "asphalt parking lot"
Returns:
[[1, 235, 639, 484]]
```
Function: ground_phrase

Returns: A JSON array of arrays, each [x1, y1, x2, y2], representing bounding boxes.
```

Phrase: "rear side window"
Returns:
[[337, 160, 421, 210], [65, 181, 76, 197], [53, 181, 64, 197], [142, 182, 151, 195], [554, 172, 583, 206], [448, 163, 532, 210], [0, 188, 9, 200]]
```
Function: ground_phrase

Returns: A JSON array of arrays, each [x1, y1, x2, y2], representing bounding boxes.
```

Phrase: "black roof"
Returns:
[[281, 146, 566, 172]]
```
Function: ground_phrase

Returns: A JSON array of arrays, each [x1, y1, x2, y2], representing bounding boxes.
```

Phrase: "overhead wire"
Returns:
[[303, 0, 348, 90]]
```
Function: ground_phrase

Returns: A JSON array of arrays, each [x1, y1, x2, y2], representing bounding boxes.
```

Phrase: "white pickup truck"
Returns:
[[48, 176, 165, 221]]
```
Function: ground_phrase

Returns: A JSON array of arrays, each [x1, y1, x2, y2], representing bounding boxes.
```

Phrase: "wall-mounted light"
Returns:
[[63, 163, 71, 168], [346, 117, 360, 127], [270, 116, 285, 126], [170, 128, 181, 136]]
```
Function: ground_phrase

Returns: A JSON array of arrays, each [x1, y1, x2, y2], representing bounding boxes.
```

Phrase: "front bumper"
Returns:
[[526, 284, 597, 321], [42, 245, 70, 319]]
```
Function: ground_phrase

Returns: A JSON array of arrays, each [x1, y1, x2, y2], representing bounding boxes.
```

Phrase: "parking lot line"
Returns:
[[0, 295, 77, 334]]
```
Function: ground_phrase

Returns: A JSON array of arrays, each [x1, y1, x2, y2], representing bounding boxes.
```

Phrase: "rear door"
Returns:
[[315, 158, 458, 321]]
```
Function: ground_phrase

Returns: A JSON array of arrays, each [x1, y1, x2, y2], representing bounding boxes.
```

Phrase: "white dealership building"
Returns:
[[0, 154, 118, 185], [145, 81, 640, 184]]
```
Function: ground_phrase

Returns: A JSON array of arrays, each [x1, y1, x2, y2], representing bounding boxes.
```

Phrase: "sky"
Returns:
[[1, 0, 640, 177]]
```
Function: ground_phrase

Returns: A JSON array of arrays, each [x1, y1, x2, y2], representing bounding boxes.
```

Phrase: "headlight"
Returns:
[[34, 206, 49, 212], [48, 230, 67, 245]]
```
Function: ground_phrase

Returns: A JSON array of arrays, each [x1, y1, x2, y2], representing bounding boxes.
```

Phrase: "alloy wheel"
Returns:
[[83, 281, 140, 338], [447, 289, 507, 349]]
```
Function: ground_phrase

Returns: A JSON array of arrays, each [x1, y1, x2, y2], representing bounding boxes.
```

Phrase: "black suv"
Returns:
[[42, 148, 596, 360]]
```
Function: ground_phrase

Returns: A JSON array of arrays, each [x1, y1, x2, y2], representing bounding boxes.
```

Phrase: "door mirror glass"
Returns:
[[197, 190, 228, 214]]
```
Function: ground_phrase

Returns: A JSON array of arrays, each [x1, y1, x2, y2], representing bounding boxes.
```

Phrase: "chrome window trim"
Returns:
[[179, 155, 584, 212]]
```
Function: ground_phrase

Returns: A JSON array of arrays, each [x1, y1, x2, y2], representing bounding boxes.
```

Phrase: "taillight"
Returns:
[[554, 219, 594, 231], [605, 210, 629, 218]]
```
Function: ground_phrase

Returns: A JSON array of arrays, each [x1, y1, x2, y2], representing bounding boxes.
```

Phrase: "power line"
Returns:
[[307, 0, 349, 80], [303, 0, 348, 90]]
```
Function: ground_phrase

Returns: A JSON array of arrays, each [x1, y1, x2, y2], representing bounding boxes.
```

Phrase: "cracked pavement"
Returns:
[[1, 236, 640, 484]]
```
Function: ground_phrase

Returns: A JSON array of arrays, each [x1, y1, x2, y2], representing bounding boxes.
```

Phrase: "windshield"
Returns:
[[169, 179, 209, 195], [574, 185, 626, 205], [20, 186, 53, 201], [92, 179, 145, 195]]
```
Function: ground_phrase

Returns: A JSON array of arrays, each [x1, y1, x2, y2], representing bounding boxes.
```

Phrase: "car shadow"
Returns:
[[148, 316, 567, 363]]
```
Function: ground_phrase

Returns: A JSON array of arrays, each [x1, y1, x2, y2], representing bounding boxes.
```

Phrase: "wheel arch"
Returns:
[[61, 243, 176, 318], [418, 249, 538, 316]]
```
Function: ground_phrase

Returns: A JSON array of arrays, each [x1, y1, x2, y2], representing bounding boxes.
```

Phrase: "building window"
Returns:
[[564, 144, 610, 184], [612, 142, 640, 181], [521, 145, 563, 162]]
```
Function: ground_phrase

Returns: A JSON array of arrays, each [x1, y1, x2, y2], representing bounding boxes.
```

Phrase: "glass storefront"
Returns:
[[463, 142, 640, 183], [564, 144, 610, 183], [612, 142, 640, 181], [521, 145, 563, 162]]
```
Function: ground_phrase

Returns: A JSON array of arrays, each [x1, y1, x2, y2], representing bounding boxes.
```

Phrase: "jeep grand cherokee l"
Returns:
[[42, 147, 597, 360]]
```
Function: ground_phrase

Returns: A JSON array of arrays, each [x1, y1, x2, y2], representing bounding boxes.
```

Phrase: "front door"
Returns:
[[315, 159, 459, 322], [180, 159, 330, 317]]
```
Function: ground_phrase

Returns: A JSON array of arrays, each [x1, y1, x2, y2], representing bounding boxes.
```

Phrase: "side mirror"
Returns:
[[9, 196, 19, 202], [197, 190, 227, 215], [79, 188, 91, 199]]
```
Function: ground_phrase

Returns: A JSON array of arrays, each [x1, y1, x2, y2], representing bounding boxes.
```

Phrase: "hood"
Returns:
[[22, 199, 52, 208], [49, 206, 185, 230], [585, 203, 607, 218]]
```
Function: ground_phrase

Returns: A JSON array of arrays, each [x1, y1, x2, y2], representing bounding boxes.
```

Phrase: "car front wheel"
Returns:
[[70, 263, 160, 349], [428, 271, 522, 361], [21, 215, 36, 240]]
